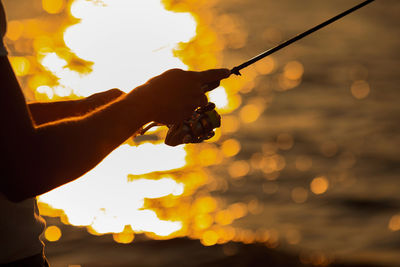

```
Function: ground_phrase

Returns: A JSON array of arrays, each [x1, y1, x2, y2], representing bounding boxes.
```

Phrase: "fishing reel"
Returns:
[[165, 102, 220, 146], [139, 102, 221, 146]]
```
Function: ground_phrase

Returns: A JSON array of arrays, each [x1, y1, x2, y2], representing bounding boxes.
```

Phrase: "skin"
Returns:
[[0, 55, 230, 202]]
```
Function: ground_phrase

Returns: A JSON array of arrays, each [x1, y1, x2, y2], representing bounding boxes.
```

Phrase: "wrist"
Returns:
[[125, 84, 156, 125]]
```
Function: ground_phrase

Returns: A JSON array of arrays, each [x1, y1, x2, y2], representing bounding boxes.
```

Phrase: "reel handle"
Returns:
[[165, 102, 221, 146]]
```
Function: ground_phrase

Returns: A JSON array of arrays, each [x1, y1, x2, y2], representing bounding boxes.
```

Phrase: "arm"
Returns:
[[0, 56, 151, 202], [28, 89, 124, 125], [0, 56, 230, 202]]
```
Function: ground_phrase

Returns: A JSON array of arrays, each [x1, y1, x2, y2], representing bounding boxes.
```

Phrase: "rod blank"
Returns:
[[230, 0, 375, 75]]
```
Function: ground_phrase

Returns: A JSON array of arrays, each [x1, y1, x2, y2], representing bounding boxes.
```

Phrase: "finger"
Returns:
[[87, 88, 123, 103], [105, 88, 124, 99], [191, 68, 231, 84], [202, 81, 220, 92], [197, 94, 208, 108]]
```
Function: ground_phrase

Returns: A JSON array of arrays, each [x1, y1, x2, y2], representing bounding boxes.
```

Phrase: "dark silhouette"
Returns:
[[0, 1, 229, 265]]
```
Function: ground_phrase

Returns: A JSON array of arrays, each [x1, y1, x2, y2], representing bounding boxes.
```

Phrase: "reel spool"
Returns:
[[165, 102, 221, 146], [137, 102, 221, 146]]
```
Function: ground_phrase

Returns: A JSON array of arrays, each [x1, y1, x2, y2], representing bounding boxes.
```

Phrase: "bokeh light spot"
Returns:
[[239, 104, 263, 123], [201, 230, 219, 246], [228, 160, 250, 179], [255, 57, 275, 75], [221, 138, 241, 157], [388, 215, 400, 232], [351, 80, 370, 99], [113, 232, 135, 244], [42, 0, 65, 14], [44, 225, 62, 242], [284, 61, 304, 80], [310, 176, 329, 195]]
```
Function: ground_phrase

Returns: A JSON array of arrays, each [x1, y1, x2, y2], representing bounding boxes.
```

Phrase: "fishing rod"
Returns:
[[143, 0, 376, 146], [230, 0, 375, 75]]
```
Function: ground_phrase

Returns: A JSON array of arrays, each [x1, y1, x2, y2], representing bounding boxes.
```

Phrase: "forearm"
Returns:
[[28, 89, 123, 125], [28, 99, 84, 125], [1, 56, 152, 201], [23, 89, 150, 199]]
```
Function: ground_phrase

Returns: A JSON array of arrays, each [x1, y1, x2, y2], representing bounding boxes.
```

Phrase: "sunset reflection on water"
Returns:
[[7, 0, 267, 244], [6, 0, 399, 266]]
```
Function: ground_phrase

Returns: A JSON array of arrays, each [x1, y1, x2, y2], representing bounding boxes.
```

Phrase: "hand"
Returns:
[[135, 68, 230, 125]]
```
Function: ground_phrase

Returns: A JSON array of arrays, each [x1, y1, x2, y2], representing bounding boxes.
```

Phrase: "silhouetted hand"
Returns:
[[136, 68, 230, 125]]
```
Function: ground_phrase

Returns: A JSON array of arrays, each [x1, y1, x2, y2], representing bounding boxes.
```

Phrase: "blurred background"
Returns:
[[3, 0, 400, 266]]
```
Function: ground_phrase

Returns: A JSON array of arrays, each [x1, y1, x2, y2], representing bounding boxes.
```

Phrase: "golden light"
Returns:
[[250, 153, 263, 169], [201, 230, 219, 246], [5, 20, 24, 41], [194, 214, 213, 230], [42, 0, 65, 14], [284, 61, 304, 80], [310, 176, 329, 195], [278, 74, 301, 91], [248, 198, 263, 215], [215, 210, 234, 226], [36, 85, 54, 100], [228, 160, 250, 179], [255, 57, 275, 75], [239, 104, 263, 123], [9, 56, 30, 76], [221, 138, 241, 157], [33, 35, 54, 52], [44, 225, 62, 242], [229, 202, 248, 219], [198, 144, 223, 166], [221, 115, 240, 134], [0, 0, 272, 247], [113, 232, 135, 244], [388, 214, 400, 232], [263, 142, 278, 156], [260, 154, 286, 174]]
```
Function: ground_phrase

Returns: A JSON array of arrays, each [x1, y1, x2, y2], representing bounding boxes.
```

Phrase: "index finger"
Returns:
[[196, 68, 231, 84]]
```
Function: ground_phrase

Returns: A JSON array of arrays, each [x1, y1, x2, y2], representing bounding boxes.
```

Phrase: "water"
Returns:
[[214, 0, 400, 265], [4, 0, 400, 266]]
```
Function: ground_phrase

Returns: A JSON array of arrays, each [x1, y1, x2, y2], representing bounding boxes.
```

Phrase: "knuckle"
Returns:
[[167, 68, 184, 75], [109, 88, 122, 95]]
